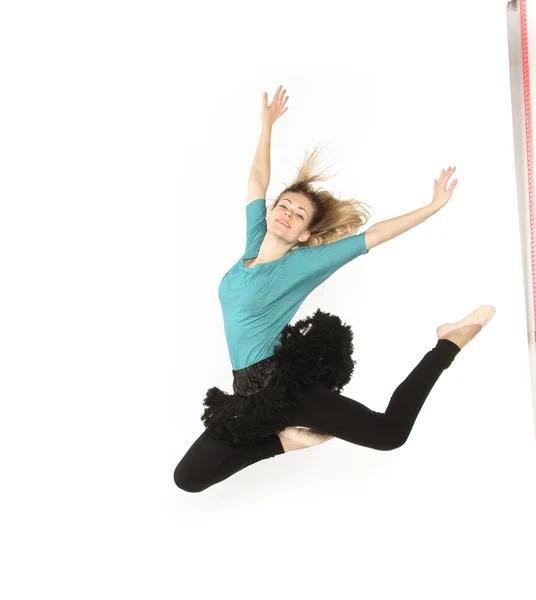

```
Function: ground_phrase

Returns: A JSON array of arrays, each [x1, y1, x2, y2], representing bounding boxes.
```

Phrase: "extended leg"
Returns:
[[290, 339, 461, 450]]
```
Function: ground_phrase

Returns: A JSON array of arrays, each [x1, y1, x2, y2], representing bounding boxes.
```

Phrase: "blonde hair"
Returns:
[[267, 142, 372, 248]]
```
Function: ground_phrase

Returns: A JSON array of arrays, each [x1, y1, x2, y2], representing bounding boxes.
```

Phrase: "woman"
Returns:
[[174, 85, 496, 493]]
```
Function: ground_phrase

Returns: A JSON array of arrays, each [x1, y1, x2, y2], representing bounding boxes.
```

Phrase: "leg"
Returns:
[[291, 339, 461, 451], [174, 429, 285, 493]]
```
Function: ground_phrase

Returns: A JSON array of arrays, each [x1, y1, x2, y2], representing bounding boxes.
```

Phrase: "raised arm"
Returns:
[[364, 204, 440, 249], [365, 166, 458, 249], [247, 85, 289, 205], [248, 125, 271, 204]]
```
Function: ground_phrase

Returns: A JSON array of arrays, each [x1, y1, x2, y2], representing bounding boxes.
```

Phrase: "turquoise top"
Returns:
[[218, 198, 369, 370]]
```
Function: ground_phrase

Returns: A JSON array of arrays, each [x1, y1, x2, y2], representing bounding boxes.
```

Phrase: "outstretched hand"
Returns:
[[431, 166, 458, 210], [261, 85, 289, 128]]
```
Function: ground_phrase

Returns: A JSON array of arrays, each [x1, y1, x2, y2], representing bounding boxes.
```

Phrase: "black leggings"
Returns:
[[174, 338, 460, 493]]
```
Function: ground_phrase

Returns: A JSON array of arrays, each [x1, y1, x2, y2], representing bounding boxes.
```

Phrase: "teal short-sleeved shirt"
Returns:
[[217, 198, 369, 370]]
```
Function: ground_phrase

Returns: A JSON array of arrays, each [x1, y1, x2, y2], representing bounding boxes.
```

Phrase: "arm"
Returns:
[[365, 204, 440, 250], [365, 166, 458, 249], [248, 123, 272, 194], [243, 196, 267, 254], [247, 86, 289, 204]]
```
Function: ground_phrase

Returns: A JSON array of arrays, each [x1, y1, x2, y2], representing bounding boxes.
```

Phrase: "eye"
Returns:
[[280, 203, 305, 220]]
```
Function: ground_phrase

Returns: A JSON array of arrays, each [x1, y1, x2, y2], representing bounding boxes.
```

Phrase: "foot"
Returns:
[[277, 427, 334, 453], [438, 324, 483, 350], [436, 305, 496, 350]]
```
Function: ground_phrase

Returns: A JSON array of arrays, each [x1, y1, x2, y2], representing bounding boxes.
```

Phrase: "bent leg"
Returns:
[[174, 430, 285, 493], [292, 338, 460, 450]]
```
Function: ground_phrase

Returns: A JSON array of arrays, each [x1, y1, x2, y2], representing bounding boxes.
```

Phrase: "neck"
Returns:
[[256, 232, 295, 263]]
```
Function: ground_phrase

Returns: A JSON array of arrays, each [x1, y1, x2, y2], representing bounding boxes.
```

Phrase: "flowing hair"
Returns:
[[267, 141, 373, 249]]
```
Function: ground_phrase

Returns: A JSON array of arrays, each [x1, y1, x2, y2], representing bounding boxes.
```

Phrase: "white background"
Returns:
[[1, 0, 535, 598]]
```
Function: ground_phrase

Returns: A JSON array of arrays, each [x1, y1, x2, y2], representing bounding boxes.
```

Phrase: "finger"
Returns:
[[281, 94, 289, 108], [445, 166, 456, 185], [272, 85, 282, 105]]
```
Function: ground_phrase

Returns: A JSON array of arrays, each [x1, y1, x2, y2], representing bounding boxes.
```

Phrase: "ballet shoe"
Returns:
[[436, 305, 496, 339]]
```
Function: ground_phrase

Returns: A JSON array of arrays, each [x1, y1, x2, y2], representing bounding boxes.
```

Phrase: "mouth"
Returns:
[[276, 219, 290, 229]]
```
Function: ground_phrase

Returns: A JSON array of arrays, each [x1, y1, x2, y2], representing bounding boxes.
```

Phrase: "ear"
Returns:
[[298, 230, 311, 242]]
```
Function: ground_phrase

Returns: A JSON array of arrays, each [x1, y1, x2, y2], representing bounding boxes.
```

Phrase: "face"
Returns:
[[267, 192, 315, 245]]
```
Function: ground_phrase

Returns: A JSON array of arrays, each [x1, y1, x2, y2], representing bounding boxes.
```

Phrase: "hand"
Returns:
[[261, 85, 289, 128], [431, 166, 458, 210]]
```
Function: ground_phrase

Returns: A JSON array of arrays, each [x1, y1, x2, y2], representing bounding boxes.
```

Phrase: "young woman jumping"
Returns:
[[174, 84, 496, 493]]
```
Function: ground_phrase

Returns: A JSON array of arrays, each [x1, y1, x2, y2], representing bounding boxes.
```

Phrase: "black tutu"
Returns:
[[200, 309, 356, 444]]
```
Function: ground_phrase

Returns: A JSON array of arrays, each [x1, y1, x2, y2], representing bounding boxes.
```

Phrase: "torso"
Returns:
[[243, 258, 257, 268]]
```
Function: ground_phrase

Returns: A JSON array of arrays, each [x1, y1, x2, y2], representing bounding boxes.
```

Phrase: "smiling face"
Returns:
[[267, 192, 315, 245]]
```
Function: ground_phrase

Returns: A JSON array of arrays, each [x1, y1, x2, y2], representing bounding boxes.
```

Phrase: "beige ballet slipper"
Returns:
[[436, 304, 496, 339]]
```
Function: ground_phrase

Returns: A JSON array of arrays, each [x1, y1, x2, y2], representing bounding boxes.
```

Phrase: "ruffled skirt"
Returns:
[[200, 309, 357, 444]]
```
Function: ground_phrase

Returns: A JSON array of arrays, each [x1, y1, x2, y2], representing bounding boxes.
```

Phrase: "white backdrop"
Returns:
[[1, 0, 535, 598]]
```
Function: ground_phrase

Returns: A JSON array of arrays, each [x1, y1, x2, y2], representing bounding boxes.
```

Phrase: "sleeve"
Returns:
[[297, 231, 369, 291], [243, 198, 267, 255]]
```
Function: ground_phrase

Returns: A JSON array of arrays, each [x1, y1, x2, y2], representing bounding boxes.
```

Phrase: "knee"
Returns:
[[383, 440, 405, 451], [173, 463, 209, 493], [381, 430, 409, 451]]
